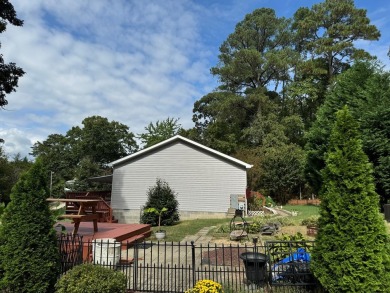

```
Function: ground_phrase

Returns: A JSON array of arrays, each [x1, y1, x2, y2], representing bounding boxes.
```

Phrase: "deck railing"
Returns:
[[57, 236, 326, 292], [65, 190, 111, 201]]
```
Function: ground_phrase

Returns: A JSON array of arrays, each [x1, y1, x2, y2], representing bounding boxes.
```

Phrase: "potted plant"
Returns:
[[301, 216, 319, 237], [144, 207, 168, 240]]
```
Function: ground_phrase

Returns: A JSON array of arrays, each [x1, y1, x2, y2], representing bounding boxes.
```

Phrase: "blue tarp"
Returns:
[[272, 248, 311, 281], [277, 247, 310, 263]]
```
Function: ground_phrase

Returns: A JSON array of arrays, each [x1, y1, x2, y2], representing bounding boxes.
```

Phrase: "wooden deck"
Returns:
[[56, 221, 151, 243], [56, 221, 152, 262]]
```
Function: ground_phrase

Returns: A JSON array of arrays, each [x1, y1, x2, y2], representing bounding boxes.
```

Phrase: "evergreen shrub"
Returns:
[[312, 106, 390, 292], [141, 178, 180, 226], [0, 159, 60, 292], [55, 263, 127, 293]]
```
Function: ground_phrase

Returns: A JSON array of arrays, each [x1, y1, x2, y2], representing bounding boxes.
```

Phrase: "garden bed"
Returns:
[[201, 247, 248, 266]]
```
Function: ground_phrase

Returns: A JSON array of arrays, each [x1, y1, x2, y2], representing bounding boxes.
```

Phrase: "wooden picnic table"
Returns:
[[47, 198, 101, 235]]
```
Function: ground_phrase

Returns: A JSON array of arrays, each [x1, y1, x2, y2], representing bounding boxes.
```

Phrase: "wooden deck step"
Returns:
[[92, 224, 151, 242]]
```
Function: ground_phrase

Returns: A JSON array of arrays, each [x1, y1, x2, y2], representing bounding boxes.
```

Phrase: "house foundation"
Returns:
[[113, 209, 228, 224]]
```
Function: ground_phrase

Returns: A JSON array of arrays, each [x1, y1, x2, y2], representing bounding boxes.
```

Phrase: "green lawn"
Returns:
[[148, 218, 231, 242], [147, 205, 321, 242], [282, 204, 320, 224]]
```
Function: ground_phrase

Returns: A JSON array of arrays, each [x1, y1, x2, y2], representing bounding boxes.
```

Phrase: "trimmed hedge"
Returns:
[[55, 263, 127, 293]]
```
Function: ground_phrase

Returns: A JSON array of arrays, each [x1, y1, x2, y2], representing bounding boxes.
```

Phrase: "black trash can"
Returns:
[[240, 252, 267, 285], [384, 204, 390, 222]]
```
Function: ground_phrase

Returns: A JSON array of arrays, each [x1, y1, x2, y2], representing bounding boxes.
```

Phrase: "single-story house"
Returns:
[[109, 135, 252, 223]]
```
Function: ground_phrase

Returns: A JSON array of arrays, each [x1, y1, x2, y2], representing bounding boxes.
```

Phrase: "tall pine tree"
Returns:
[[0, 159, 60, 292], [312, 106, 390, 292]]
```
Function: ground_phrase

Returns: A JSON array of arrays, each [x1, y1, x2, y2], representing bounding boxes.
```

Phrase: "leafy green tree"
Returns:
[[193, 92, 241, 154], [360, 105, 390, 203], [0, 146, 32, 204], [305, 62, 390, 202], [31, 116, 138, 193], [30, 133, 77, 181], [0, 146, 12, 203], [286, 0, 381, 127], [72, 156, 104, 191], [0, 202, 4, 220], [140, 178, 179, 227], [233, 147, 264, 192], [292, 0, 380, 82], [244, 94, 305, 148], [68, 116, 138, 166], [138, 117, 181, 148], [211, 8, 296, 93], [242, 95, 285, 146], [284, 66, 328, 127], [0, 159, 60, 292], [177, 126, 202, 143], [312, 106, 390, 292], [259, 143, 305, 204], [0, 0, 25, 109], [190, 2, 383, 198], [192, 89, 266, 154]]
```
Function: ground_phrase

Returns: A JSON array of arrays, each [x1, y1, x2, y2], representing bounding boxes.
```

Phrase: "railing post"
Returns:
[[133, 241, 139, 291], [191, 241, 196, 288]]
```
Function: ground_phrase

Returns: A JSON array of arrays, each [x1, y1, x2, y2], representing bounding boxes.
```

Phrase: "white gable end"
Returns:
[[111, 140, 248, 214]]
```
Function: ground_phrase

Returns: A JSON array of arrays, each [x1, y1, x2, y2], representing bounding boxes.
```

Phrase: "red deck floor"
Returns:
[[56, 221, 151, 243]]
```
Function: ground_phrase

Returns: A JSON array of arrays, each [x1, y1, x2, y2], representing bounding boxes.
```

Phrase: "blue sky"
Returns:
[[1, 0, 389, 158]]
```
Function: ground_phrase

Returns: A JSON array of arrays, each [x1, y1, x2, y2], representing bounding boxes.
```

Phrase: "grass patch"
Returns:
[[147, 205, 321, 242], [148, 218, 231, 242], [282, 205, 320, 225]]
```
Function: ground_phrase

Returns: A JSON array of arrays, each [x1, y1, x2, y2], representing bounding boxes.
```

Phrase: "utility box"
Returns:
[[238, 202, 246, 211], [231, 194, 247, 216]]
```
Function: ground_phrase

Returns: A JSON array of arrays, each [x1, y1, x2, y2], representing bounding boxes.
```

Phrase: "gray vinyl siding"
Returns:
[[111, 141, 247, 213]]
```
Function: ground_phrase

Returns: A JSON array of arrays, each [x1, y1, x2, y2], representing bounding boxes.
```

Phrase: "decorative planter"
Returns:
[[240, 252, 268, 285], [306, 225, 318, 237], [155, 231, 166, 240]]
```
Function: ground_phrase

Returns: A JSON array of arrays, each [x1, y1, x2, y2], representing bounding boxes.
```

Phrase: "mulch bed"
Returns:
[[201, 247, 249, 267]]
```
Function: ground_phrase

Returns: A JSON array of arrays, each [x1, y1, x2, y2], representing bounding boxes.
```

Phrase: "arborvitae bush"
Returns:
[[141, 178, 179, 226], [0, 159, 61, 292], [312, 106, 390, 292], [55, 263, 127, 293]]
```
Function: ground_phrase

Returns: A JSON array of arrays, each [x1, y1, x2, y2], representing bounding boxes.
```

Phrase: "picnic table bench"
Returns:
[[47, 198, 101, 235]]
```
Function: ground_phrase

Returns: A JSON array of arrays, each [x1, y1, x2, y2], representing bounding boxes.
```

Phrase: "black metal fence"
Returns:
[[57, 235, 326, 293], [57, 234, 83, 273]]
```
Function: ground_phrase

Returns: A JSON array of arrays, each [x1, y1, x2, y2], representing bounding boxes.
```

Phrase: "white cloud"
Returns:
[[0, 0, 213, 158], [1, 0, 389, 159], [0, 128, 36, 158]]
